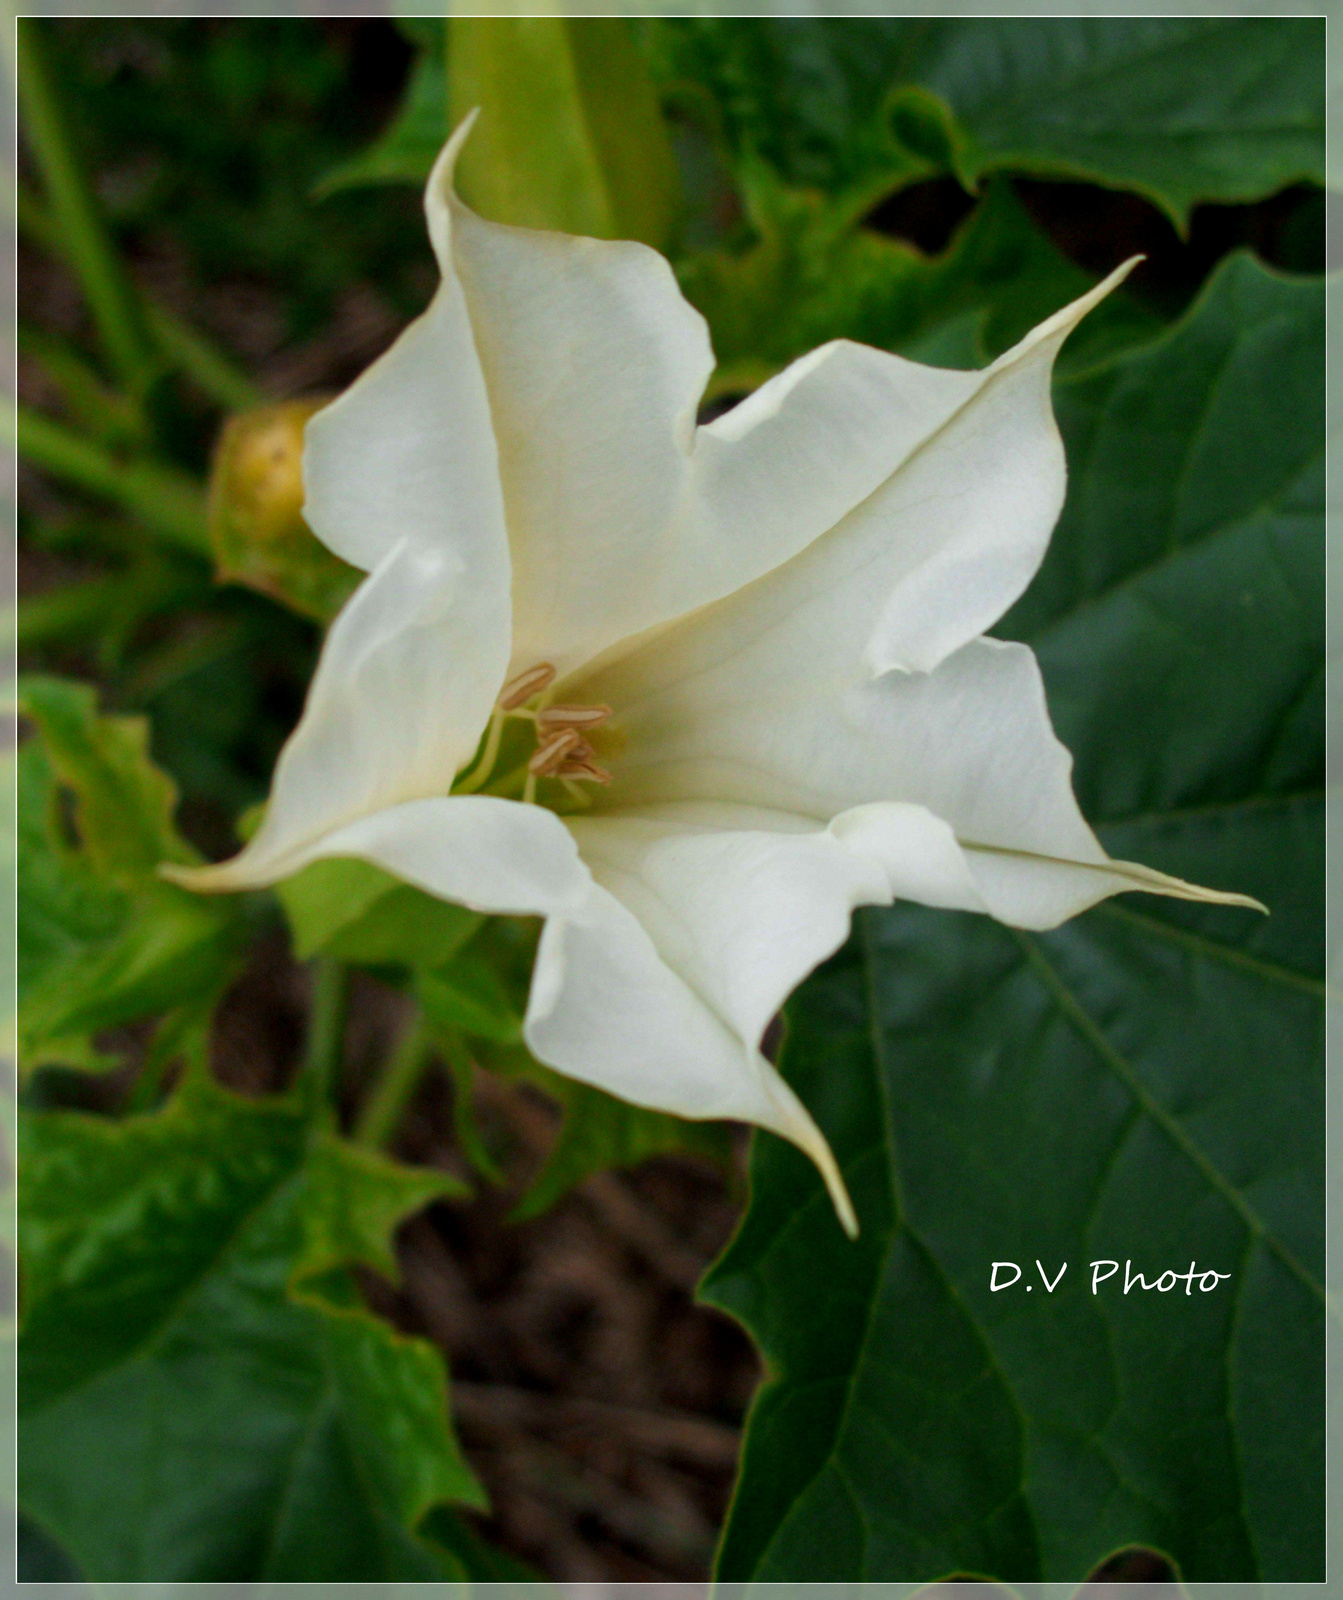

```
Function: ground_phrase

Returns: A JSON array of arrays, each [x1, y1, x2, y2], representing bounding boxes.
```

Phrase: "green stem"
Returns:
[[439, 1028, 506, 1184], [15, 21, 159, 397], [18, 326, 145, 445], [11, 401, 209, 555], [354, 1012, 435, 1149], [14, 179, 262, 413], [10, 572, 127, 650], [302, 958, 349, 1115], [145, 303, 263, 412], [10, 561, 201, 657], [452, 707, 505, 794], [126, 1004, 208, 1113]]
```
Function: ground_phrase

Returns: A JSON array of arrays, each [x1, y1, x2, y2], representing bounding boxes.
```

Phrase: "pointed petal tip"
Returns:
[[425, 110, 482, 259], [764, 1068, 860, 1239], [158, 859, 244, 895], [790, 1116, 860, 1238], [1187, 884, 1269, 915], [991, 253, 1146, 376], [1109, 853, 1267, 915]]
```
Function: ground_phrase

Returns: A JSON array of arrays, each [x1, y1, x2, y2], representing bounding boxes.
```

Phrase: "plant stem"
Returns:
[[15, 179, 262, 413], [11, 401, 210, 556], [15, 21, 159, 398], [302, 958, 348, 1115], [145, 304, 263, 412], [439, 1028, 506, 1184], [10, 573, 126, 650], [18, 326, 146, 446], [452, 706, 505, 794], [353, 1011, 435, 1150]]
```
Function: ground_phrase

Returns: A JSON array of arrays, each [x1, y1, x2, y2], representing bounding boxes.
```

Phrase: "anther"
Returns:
[[536, 703, 612, 735], [528, 728, 581, 777], [498, 662, 556, 711], [557, 757, 611, 785]]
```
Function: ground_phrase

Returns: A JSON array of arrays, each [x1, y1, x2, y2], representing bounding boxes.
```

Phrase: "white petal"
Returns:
[[569, 808, 887, 1048], [168, 795, 588, 917], [585, 621, 1259, 924], [301, 281, 506, 580], [525, 877, 857, 1236], [301, 118, 507, 578], [426, 121, 1130, 680], [179, 534, 511, 884]]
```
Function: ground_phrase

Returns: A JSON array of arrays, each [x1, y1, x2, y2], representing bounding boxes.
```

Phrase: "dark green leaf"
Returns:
[[682, 168, 1161, 394], [19, 1075, 486, 1580], [16, 676, 243, 1071], [918, 18, 1325, 225], [704, 253, 1323, 1582], [646, 18, 1324, 224]]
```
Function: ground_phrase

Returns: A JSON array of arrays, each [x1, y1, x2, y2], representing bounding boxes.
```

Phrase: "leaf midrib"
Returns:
[[24, 1135, 306, 1414], [1011, 929, 1326, 1309]]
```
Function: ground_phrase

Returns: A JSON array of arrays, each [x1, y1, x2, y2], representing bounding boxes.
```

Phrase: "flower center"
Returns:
[[452, 662, 613, 807]]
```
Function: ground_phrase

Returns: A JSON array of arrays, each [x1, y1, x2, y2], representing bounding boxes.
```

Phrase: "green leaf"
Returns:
[[208, 401, 360, 625], [417, 955, 523, 1046], [511, 1075, 733, 1223], [19, 1074, 487, 1580], [704, 253, 1323, 1582], [315, 42, 448, 199], [449, 18, 681, 249], [918, 18, 1326, 226], [16, 676, 243, 1071], [277, 855, 482, 969], [647, 17, 1324, 224], [682, 167, 1161, 393]]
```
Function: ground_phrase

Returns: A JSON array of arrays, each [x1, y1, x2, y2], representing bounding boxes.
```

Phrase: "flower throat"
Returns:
[[452, 663, 613, 806]]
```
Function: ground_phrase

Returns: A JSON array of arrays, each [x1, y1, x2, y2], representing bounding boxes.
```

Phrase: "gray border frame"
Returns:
[[7, 4, 1335, 1595]]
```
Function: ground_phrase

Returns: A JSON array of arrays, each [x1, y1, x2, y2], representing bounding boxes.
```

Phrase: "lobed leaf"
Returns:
[[16, 676, 243, 1072], [647, 17, 1324, 225], [18, 1075, 486, 1580]]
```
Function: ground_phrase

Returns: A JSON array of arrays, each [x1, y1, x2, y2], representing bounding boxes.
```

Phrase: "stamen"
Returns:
[[498, 662, 556, 711], [528, 728, 581, 777], [556, 757, 611, 785], [536, 703, 612, 734]]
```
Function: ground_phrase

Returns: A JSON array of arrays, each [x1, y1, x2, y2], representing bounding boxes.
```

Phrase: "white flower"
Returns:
[[171, 118, 1258, 1234]]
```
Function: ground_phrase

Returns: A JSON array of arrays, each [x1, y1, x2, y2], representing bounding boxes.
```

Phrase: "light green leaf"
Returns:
[[16, 676, 243, 1072], [704, 254, 1323, 1582], [19, 1075, 487, 1580], [277, 855, 482, 970], [449, 17, 681, 249], [417, 955, 522, 1047]]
